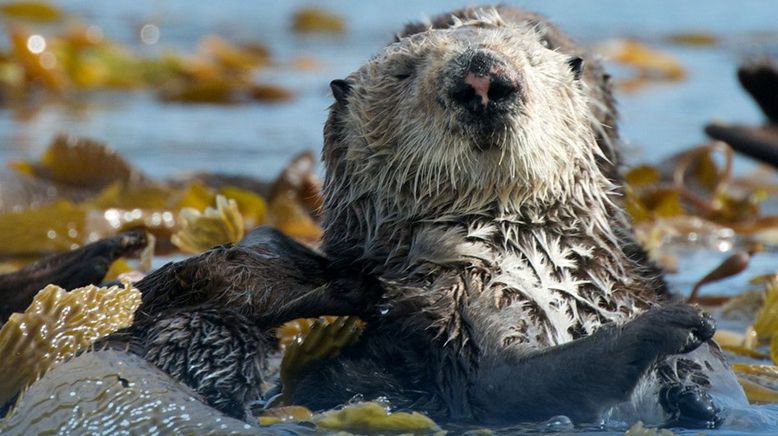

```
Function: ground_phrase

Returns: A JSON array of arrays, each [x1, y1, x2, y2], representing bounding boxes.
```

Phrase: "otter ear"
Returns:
[[330, 79, 352, 104], [567, 57, 584, 80]]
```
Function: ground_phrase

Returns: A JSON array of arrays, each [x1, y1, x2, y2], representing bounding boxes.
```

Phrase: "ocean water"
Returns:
[[1, 0, 777, 178], [2, 1, 778, 433]]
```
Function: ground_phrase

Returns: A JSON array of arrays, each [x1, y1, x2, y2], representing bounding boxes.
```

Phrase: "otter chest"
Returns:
[[480, 225, 647, 349], [397, 221, 648, 352]]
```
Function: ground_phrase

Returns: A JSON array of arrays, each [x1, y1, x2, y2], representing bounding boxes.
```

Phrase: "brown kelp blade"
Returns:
[[279, 316, 363, 405], [0, 281, 140, 406]]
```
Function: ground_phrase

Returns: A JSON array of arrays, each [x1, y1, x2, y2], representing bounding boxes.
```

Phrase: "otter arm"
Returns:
[[135, 226, 379, 328], [0, 230, 148, 324], [470, 305, 715, 424]]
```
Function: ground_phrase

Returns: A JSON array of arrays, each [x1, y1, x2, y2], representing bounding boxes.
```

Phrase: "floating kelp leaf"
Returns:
[[0, 281, 140, 405], [276, 316, 338, 349], [291, 7, 345, 34], [625, 165, 661, 188], [665, 32, 718, 46], [688, 250, 752, 302], [91, 183, 176, 210], [312, 402, 440, 434], [218, 185, 267, 228], [158, 77, 236, 104], [625, 421, 676, 436], [268, 151, 323, 240], [0, 2, 62, 22], [737, 377, 778, 404], [722, 344, 769, 360], [0, 200, 86, 256], [270, 150, 324, 215], [624, 187, 652, 224], [598, 39, 685, 92], [10, 135, 143, 189], [103, 258, 133, 282], [280, 317, 362, 405], [751, 278, 778, 342], [269, 192, 322, 241], [171, 195, 244, 253], [633, 188, 685, 220], [714, 329, 747, 348], [176, 181, 216, 211], [733, 363, 778, 404], [732, 363, 778, 382], [250, 84, 294, 103], [771, 334, 778, 365], [199, 35, 267, 71], [291, 55, 321, 71], [258, 405, 314, 426], [8, 26, 66, 92]]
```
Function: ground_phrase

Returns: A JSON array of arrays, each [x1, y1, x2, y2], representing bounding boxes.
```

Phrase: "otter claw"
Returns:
[[680, 311, 716, 354], [660, 384, 722, 429]]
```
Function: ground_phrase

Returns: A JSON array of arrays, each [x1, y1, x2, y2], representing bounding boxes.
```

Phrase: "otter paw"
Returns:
[[630, 304, 715, 357], [660, 384, 722, 429]]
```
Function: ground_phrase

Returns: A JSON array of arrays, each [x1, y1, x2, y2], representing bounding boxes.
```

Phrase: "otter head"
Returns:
[[322, 10, 610, 258]]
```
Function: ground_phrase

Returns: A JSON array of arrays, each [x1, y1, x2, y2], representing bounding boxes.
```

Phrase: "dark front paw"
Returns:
[[628, 304, 716, 359], [660, 384, 723, 429]]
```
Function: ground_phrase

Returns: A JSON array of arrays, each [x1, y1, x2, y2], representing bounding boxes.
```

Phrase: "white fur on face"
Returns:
[[329, 10, 609, 221]]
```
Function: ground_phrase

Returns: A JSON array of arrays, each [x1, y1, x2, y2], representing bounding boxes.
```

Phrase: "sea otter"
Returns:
[[124, 5, 746, 429]]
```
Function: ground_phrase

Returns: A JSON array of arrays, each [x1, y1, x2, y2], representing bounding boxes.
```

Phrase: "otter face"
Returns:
[[324, 11, 605, 219]]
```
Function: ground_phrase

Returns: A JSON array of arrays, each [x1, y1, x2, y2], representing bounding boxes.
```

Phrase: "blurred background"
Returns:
[[1, 0, 777, 178], [1, 0, 778, 293]]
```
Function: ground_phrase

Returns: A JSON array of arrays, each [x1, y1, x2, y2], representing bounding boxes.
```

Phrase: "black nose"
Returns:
[[449, 51, 519, 114]]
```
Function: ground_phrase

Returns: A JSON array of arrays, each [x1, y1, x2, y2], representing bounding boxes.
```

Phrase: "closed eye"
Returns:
[[394, 73, 412, 80]]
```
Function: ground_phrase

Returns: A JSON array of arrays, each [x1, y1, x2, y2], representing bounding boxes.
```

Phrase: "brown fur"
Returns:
[[292, 6, 740, 426]]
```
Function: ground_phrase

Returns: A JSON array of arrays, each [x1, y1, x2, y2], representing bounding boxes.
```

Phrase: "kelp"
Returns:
[[9, 134, 146, 189], [736, 377, 778, 404], [0, 135, 318, 258], [627, 142, 778, 269], [262, 400, 441, 434], [597, 39, 685, 92], [311, 401, 441, 434], [665, 32, 718, 47], [0, 11, 291, 104], [172, 195, 244, 253], [279, 317, 363, 405], [625, 421, 676, 436], [689, 251, 753, 302], [0, 281, 140, 405], [291, 7, 346, 34], [0, 2, 62, 22], [268, 151, 324, 241], [751, 278, 778, 344], [258, 406, 314, 426]]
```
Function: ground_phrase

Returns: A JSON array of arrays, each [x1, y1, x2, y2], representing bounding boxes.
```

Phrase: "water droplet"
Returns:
[[140, 24, 160, 45], [545, 415, 573, 431], [27, 35, 46, 54]]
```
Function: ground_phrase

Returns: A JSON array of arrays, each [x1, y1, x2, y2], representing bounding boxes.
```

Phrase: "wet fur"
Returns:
[[128, 6, 742, 427], [300, 6, 737, 425]]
